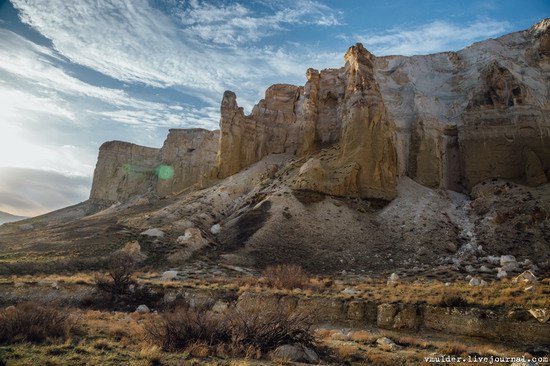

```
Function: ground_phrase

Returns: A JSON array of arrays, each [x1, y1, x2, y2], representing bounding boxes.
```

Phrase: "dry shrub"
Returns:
[[349, 330, 378, 344], [334, 344, 363, 362], [228, 298, 316, 355], [94, 252, 136, 303], [236, 276, 259, 287], [143, 303, 229, 352], [139, 345, 162, 366], [144, 298, 316, 359], [438, 293, 471, 307], [262, 264, 308, 289], [0, 302, 77, 344]]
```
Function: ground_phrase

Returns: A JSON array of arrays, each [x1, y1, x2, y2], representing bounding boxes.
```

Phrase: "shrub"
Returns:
[[439, 293, 470, 307], [0, 303, 77, 344], [144, 298, 316, 359], [262, 264, 308, 289], [95, 252, 136, 303], [228, 297, 315, 355], [143, 303, 229, 352]]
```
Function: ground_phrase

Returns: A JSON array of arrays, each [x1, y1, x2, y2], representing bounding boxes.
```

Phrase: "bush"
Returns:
[[262, 264, 308, 290], [95, 252, 136, 303], [0, 303, 77, 344], [144, 303, 229, 352], [144, 298, 316, 359], [228, 298, 315, 355], [439, 294, 470, 307]]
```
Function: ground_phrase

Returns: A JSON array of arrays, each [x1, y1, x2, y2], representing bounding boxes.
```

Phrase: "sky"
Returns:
[[0, 0, 548, 217]]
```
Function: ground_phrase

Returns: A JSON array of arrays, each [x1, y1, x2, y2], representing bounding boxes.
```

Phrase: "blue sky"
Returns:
[[0, 0, 548, 216]]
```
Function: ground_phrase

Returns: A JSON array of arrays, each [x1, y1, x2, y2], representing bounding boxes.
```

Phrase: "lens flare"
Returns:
[[156, 164, 175, 180]]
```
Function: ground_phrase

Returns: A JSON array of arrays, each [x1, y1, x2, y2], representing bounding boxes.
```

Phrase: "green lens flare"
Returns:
[[122, 164, 133, 174], [156, 165, 175, 180]]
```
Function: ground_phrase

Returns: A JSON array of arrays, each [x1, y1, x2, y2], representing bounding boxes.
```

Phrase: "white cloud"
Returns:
[[10, 0, 342, 108], [352, 19, 511, 56], [175, 0, 342, 46]]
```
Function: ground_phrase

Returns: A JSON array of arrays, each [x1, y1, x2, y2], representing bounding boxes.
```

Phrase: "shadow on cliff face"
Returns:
[[220, 200, 272, 251]]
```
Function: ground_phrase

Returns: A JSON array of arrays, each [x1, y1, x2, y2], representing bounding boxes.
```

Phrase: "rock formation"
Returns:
[[90, 129, 218, 201], [90, 18, 550, 203]]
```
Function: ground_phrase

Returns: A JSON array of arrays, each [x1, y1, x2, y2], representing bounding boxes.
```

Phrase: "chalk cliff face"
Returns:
[[90, 129, 218, 202], [90, 18, 550, 203]]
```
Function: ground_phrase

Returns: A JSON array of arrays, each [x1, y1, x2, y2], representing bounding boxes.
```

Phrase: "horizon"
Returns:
[[0, 0, 548, 217]]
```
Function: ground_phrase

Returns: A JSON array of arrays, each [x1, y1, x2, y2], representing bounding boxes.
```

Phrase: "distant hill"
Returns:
[[0, 211, 27, 225]]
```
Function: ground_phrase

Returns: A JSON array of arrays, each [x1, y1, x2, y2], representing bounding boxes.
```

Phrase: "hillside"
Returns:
[[0, 211, 27, 225], [0, 19, 548, 279]]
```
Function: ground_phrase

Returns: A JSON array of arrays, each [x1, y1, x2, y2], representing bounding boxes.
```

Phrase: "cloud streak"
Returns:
[[351, 19, 511, 56], [0, 167, 91, 217]]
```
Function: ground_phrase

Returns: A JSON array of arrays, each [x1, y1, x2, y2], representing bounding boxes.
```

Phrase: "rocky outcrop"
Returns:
[[220, 44, 398, 200], [90, 129, 219, 201], [460, 60, 550, 189], [90, 18, 550, 203], [90, 141, 160, 202], [157, 129, 219, 196]]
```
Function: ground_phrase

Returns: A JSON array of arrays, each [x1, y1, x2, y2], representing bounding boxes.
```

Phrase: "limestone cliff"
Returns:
[[90, 129, 218, 201], [90, 18, 550, 203]]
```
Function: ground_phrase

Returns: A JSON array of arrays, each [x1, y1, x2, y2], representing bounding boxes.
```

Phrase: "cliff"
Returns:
[[89, 18, 550, 203], [90, 129, 219, 201]]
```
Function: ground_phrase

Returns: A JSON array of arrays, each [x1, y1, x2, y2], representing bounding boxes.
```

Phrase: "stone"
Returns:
[[161, 271, 178, 281], [376, 337, 399, 351], [528, 308, 550, 323], [387, 272, 399, 286], [341, 287, 360, 295], [500, 255, 519, 272], [500, 255, 517, 266], [135, 305, 150, 314], [497, 270, 508, 279], [210, 224, 221, 235], [140, 228, 165, 238], [469, 278, 481, 286], [169, 228, 208, 262], [515, 270, 537, 284], [444, 242, 457, 253], [479, 265, 492, 273], [270, 344, 319, 364], [465, 265, 475, 273]]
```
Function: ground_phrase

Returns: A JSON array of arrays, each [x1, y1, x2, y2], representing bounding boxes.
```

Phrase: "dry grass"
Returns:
[[262, 264, 309, 290], [0, 302, 78, 344]]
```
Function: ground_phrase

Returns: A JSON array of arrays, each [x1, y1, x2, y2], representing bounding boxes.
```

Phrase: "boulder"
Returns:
[[469, 278, 481, 286], [528, 308, 550, 323], [270, 344, 319, 364], [387, 273, 400, 286], [500, 255, 519, 272], [497, 270, 508, 279], [161, 271, 178, 281], [169, 228, 209, 262], [376, 337, 399, 351], [135, 305, 150, 314], [140, 228, 165, 238], [514, 270, 537, 284], [210, 224, 221, 235]]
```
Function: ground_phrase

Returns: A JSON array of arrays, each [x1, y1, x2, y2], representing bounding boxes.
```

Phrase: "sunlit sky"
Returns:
[[0, 0, 548, 217]]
